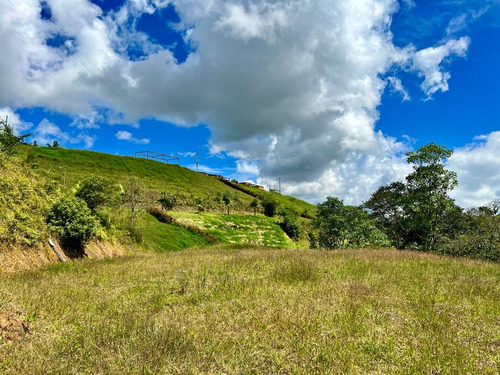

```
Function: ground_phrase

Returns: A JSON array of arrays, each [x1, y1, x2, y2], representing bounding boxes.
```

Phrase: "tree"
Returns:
[[280, 209, 301, 241], [158, 191, 176, 211], [250, 197, 260, 216], [262, 199, 277, 217], [122, 177, 146, 225], [314, 197, 388, 249], [46, 196, 98, 255], [364, 181, 409, 248], [47, 140, 61, 148], [0, 119, 31, 155], [405, 143, 458, 250], [222, 190, 232, 214], [75, 175, 116, 211]]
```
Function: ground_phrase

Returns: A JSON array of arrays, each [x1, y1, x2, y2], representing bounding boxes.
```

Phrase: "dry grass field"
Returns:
[[1, 248, 499, 374]]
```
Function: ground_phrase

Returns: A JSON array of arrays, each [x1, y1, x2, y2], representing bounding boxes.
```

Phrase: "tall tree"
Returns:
[[404, 143, 458, 250], [364, 181, 409, 248], [222, 191, 232, 215]]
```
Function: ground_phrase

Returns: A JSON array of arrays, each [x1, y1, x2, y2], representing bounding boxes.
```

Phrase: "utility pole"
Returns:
[[195, 152, 199, 172]]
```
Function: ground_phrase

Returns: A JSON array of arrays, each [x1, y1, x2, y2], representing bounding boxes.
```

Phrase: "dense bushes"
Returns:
[[280, 209, 301, 241], [46, 196, 98, 255], [75, 175, 117, 211], [0, 152, 54, 247], [313, 197, 389, 249]]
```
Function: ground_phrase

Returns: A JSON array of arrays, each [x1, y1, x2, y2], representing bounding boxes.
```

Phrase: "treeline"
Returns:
[[311, 143, 500, 261]]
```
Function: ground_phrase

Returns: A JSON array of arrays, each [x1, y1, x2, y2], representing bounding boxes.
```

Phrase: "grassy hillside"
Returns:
[[20, 145, 316, 215], [170, 212, 295, 248], [21, 145, 255, 211], [1, 248, 498, 373], [0, 145, 317, 264]]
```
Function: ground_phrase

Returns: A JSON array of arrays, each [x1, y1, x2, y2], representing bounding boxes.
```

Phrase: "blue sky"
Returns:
[[1, 0, 500, 207]]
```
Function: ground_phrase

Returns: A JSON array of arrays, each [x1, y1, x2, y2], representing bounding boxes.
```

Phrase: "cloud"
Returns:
[[411, 37, 470, 98], [0, 107, 33, 135], [178, 151, 196, 157], [31, 118, 96, 148], [387, 77, 410, 101], [236, 160, 259, 176], [448, 132, 500, 208], [0, 0, 472, 204], [446, 6, 491, 36], [402, 0, 416, 9], [115, 130, 150, 144]]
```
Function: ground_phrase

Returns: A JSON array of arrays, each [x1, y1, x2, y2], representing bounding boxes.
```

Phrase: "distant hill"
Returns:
[[21, 145, 316, 215]]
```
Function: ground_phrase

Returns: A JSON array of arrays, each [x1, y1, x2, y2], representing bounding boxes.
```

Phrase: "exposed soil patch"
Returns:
[[0, 303, 29, 346]]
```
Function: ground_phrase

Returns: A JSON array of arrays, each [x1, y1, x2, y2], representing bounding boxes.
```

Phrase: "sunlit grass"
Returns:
[[1, 248, 499, 374]]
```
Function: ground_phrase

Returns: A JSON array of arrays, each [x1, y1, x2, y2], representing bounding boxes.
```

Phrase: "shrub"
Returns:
[[158, 192, 176, 211], [280, 209, 301, 241], [46, 196, 98, 255], [75, 175, 117, 211], [262, 199, 277, 217]]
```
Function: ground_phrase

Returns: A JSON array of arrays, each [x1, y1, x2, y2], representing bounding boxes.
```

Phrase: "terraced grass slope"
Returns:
[[170, 212, 294, 248], [1, 248, 498, 373]]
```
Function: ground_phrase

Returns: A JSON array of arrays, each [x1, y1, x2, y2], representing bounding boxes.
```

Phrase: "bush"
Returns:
[[262, 199, 277, 217], [46, 196, 98, 255], [158, 192, 176, 211], [280, 209, 301, 241], [75, 175, 116, 211]]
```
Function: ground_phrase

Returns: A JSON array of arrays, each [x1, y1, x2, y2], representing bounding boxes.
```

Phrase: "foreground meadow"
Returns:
[[1, 248, 499, 374]]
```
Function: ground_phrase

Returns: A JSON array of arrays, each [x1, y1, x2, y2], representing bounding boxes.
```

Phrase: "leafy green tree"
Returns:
[[314, 197, 346, 249], [122, 177, 146, 225], [250, 197, 260, 216], [280, 209, 301, 241], [442, 200, 500, 261], [0, 119, 31, 155], [46, 196, 98, 255], [75, 175, 116, 211], [364, 181, 408, 248], [222, 190, 232, 214], [314, 197, 387, 249], [405, 143, 458, 250], [262, 199, 277, 217], [47, 140, 61, 148]]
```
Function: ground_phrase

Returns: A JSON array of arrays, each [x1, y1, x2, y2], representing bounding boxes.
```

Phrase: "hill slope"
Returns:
[[1, 145, 316, 270], [21, 145, 316, 215]]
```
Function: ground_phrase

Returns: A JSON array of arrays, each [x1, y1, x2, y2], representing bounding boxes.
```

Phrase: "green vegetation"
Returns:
[[135, 211, 211, 252], [170, 212, 294, 248], [46, 196, 99, 255], [0, 119, 31, 155], [363, 143, 500, 261], [279, 208, 301, 241], [314, 197, 389, 249], [75, 175, 117, 211], [0, 151, 56, 248], [1, 248, 499, 373], [20, 145, 256, 211]]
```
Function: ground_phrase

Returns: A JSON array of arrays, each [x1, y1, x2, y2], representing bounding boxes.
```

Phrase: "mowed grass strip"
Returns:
[[1, 249, 499, 374]]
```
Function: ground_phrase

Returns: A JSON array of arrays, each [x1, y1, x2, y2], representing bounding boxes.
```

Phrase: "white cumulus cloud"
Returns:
[[0, 0, 474, 204], [448, 132, 500, 208], [115, 130, 150, 144]]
